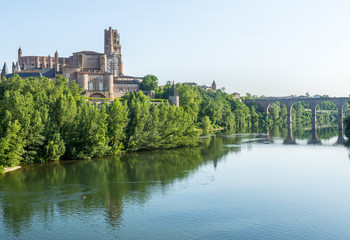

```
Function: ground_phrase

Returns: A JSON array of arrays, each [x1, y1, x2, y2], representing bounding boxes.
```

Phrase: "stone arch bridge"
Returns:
[[245, 97, 349, 144]]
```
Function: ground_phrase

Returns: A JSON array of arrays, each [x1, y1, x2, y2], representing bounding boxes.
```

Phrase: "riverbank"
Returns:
[[4, 166, 22, 173]]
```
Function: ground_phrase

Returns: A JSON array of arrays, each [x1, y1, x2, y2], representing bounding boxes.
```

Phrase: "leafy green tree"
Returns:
[[201, 116, 212, 133], [0, 120, 24, 167], [250, 106, 259, 127], [124, 92, 158, 151], [177, 83, 202, 122], [140, 75, 158, 91], [107, 99, 129, 154]]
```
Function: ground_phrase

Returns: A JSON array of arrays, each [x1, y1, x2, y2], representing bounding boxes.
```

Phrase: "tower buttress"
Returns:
[[18, 47, 22, 65], [55, 50, 59, 72]]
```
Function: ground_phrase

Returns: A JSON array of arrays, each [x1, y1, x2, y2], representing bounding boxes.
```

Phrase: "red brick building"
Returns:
[[10, 27, 142, 99]]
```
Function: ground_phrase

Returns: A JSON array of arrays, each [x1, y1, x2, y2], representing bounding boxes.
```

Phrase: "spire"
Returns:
[[18, 46, 22, 53], [55, 50, 58, 58], [16, 61, 21, 71], [1, 62, 9, 78], [170, 80, 179, 96], [211, 80, 217, 91]]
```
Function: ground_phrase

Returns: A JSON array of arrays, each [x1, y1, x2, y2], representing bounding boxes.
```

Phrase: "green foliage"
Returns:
[[156, 83, 251, 131], [0, 76, 199, 168], [344, 115, 350, 139], [177, 83, 202, 122], [123, 92, 197, 151], [107, 99, 129, 155], [150, 99, 169, 102], [0, 75, 341, 169], [201, 116, 212, 133], [0, 120, 24, 167], [140, 74, 158, 91]]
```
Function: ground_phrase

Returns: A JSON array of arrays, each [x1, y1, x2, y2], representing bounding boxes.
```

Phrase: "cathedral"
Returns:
[[1, 27, 142, 99]]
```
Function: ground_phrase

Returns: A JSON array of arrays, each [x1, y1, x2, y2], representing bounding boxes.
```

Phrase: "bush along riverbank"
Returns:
[[0, 75, 199, 173], [0, 75, 344, 173]]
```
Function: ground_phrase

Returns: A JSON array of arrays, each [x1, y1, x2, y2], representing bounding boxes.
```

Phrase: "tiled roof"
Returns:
[[6, 72, 42, 78], [74, 51, 102, 55]]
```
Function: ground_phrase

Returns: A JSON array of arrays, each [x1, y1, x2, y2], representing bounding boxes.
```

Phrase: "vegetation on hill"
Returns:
[[0, 75, 346, 172], [140, 74, 158, 91], [0, 75, 197, 172]]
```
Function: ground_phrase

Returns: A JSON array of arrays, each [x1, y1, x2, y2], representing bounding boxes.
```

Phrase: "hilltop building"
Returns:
[[3, 27, 142, 99], [232, 92, 241, 101], [184, 81, 217, 91], [211, 80, 216, 91], [17, 47, 68, 72]]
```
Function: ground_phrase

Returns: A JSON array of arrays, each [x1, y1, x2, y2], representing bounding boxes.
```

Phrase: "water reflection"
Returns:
[[0, 136, 242, 238], [262, 124, 343, 145], [0, 129, 349, 239]]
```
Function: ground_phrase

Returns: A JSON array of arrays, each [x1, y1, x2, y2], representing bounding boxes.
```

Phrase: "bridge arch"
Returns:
[[245, 97, 348, 143]]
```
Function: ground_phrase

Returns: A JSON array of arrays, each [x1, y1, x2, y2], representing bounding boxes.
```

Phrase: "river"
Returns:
[[1, 126, 350, 239]]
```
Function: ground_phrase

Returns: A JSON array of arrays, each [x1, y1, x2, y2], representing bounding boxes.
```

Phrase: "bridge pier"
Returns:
[[337, 104, 344, 131], [286, 103, 294, 125], [260, 102, 271, 116], [335, 101, 346, 144], [308, 121, 321, 144], [284, 121, 295, 144], [308, 102, 320, 144]]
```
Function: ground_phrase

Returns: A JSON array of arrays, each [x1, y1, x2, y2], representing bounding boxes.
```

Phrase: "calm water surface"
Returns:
[[1, 127, 350, 239]]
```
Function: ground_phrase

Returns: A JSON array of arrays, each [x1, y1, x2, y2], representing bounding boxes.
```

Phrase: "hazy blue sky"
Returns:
[[1, 0, 350, 97]]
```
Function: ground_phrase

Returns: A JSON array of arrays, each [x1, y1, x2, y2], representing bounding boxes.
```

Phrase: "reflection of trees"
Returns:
[[0, 136, 241, 237], [265, 125, 338, 140]]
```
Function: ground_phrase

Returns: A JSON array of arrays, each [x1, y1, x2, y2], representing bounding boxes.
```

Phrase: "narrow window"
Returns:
[[88, 81, 93, 91]]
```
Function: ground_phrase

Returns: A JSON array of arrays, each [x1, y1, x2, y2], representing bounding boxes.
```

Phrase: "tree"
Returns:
[[140, 75, 158, 91], [0, 120, 24, 167], [201, 116, 212, 133], [107, 99, 129, 155]]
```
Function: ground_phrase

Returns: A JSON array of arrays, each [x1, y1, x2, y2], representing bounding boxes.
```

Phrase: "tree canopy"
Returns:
[[140, 75, 158, 91]]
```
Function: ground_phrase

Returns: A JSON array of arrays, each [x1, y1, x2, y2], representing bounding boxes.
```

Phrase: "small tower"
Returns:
[[1, 62, 9, 78], [55, 50, 59, 72], [18, 46, 22, 65], [212, 80, 217, 91], [169, 81, 179, 107]]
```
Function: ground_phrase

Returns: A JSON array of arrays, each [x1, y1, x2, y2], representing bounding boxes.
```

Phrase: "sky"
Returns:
[[1, 0, 350, 97]]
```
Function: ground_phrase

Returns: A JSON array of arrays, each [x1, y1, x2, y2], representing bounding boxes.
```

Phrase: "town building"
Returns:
[[17, 48, 68, 72], [2, 27, 143, 99], [184, 80, 217, 91], [232, 92, 241, 101]]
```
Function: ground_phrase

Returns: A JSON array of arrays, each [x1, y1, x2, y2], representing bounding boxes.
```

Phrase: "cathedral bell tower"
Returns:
[[104, 27, 123, 76]]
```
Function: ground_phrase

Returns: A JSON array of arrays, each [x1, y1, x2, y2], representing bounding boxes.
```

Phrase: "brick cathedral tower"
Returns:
[[104, 27, 123, 77]]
